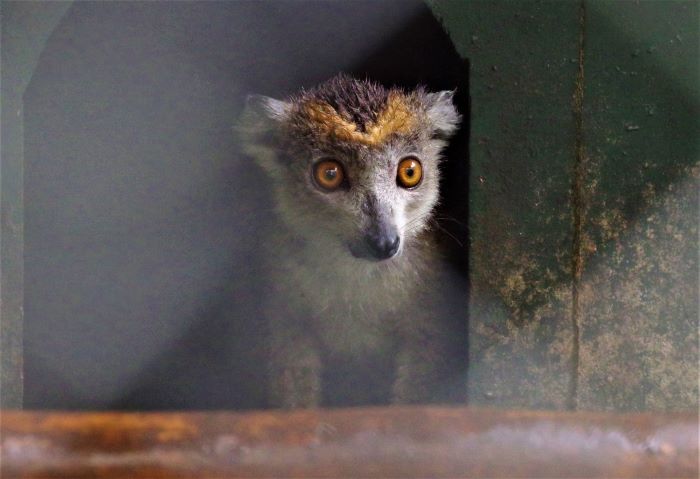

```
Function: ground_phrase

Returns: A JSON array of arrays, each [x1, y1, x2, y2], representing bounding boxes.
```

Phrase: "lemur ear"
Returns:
[[236, 95, 292, 174], [246, 95, 291, 123], [425, 90, 461, 138], [236, 95, 291, 163], [239, 94, 291, 133]]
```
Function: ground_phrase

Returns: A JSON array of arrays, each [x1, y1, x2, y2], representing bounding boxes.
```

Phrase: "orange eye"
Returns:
[[397, 157, 422, 188], [313, 159, 345, 191]]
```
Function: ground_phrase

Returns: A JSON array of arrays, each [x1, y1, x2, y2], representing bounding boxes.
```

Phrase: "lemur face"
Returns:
[[240, 74, 460, 262]]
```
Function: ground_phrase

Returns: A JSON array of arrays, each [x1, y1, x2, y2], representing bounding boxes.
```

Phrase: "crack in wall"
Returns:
[[568, 0, 587, 411]]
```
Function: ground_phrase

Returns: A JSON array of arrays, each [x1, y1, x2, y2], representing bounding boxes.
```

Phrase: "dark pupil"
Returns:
[[405, 168, 414, 178], [324, 168, 337, 181]]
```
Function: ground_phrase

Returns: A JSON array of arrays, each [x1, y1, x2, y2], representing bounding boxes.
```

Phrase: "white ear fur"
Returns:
[[236, 95, 291, 173], [241, 94, 291, 129], [251, 95, 291, 121], [426, 90, 460, 137]]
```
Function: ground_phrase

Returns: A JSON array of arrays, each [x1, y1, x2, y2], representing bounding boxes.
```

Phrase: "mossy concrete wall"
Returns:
[[431, 0, 698, 411]]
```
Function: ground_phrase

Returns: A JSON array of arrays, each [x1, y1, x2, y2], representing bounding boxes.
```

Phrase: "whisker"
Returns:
[[429, 217, 464, 247], [432, 214, 468, 228], [400, 212, 433, 234]]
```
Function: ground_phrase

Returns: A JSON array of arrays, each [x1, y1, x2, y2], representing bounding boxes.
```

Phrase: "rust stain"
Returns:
[[568, 0, 587, 411], [41, 414, 196, 436], [1, 408, 697, 478]]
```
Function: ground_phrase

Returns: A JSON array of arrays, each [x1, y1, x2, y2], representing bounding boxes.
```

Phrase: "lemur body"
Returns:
[[240, 74, 465, 408]]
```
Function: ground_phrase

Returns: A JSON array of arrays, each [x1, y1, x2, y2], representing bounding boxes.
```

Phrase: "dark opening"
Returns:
[[24, 0, 469, 410]]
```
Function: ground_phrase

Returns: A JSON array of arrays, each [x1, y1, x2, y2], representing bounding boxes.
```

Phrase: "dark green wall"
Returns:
[[431, 0, 698, 411]]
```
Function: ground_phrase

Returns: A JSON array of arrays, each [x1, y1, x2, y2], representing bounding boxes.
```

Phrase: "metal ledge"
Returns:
[[1, 406, 697, 478]]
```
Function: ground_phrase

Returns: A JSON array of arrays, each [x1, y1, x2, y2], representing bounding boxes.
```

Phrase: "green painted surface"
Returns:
[[0, 0, 73, 408], [430, 0, 581, 409], [578, 0, 699, 411], [431, 0, 699, 411]]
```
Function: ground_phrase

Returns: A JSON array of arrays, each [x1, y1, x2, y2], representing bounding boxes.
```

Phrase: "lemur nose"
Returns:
[[366, 233, 401, 260]]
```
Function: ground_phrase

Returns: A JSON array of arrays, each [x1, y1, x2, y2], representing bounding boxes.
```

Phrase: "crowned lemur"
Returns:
[[239, 74, 467, 408]]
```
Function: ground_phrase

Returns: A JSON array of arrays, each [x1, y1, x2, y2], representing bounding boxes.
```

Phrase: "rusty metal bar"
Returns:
[[1, 407, 697, 478]]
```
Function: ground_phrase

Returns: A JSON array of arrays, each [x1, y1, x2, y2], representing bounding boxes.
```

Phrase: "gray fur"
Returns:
[[425, 90, 461, 137], [238, 74, 464, 408]]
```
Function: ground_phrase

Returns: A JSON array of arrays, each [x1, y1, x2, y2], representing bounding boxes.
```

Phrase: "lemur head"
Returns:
[[240, 74, 460, 262]]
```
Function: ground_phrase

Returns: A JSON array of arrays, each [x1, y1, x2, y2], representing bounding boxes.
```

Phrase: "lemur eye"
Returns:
[[313, 159, 345, 191], [397, 157, 423, 189]]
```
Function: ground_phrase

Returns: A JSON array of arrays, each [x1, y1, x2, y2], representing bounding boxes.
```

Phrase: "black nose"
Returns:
[[366, 233, 400, 260]]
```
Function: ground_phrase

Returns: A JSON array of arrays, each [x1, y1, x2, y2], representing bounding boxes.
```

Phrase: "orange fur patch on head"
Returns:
[[303, 102, 365, 144], [302, 92, 416, 146]]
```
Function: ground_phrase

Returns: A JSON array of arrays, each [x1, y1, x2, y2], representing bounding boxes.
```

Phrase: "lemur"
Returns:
[[239, 74, 467, 408]]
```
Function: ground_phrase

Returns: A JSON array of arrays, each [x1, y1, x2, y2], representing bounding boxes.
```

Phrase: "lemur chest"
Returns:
[[281, 256, 414, 356]]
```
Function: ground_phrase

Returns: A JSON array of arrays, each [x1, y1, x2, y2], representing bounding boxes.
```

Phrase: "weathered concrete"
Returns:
[[578, 1, 699, 411], [430, 0, 581, 409], [431, 0, 699, 411], [0, 0, 73, 408]]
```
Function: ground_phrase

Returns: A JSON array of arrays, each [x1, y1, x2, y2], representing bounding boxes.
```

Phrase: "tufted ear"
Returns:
[[238, 94, 291, 136], [246, 94, 291, 123], [425, 90, 461, 138], [236, 95, 292, 169]]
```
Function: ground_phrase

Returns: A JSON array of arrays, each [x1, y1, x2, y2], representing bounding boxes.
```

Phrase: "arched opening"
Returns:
[[23, 1, 470, 410]]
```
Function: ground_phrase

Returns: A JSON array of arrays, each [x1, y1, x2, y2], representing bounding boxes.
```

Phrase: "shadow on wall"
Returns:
[[23, 1, 469, 410]]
